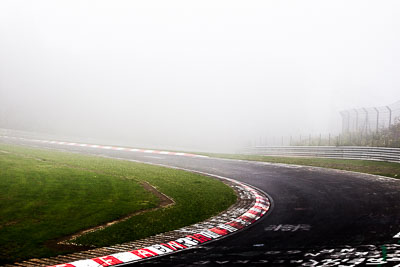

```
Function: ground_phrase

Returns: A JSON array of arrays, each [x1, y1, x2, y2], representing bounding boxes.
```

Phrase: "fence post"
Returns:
[[374, 107, 379, 133], [386, 106, 392, 127], [354, 109, 359, 133], [362, 107, 369, 135], [340, 111, 347, 133], [346, 111, 350, 133]]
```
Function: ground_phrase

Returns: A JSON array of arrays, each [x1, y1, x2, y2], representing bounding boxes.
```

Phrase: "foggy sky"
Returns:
[[1, 1, 400, 151]]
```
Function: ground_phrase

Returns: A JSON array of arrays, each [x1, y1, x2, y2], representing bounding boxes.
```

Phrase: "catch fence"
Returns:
[[340, 100, 400, 134]]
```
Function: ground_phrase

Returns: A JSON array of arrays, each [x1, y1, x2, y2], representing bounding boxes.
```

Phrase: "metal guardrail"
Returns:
[[245, 146, 400, 163]]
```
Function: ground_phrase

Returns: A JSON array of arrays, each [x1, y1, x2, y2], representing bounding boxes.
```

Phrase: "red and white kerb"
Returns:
[[49, 181, 270, 267], [0, 135, 270, 266], [0, 136, 208, 158]]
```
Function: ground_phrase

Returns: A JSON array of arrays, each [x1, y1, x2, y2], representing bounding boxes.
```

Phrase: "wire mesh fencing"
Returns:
[[340, 100, 400, 135], [250, 101, 400, 148]]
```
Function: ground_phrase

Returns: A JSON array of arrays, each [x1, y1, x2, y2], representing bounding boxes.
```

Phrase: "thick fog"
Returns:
[[1, 1, 400, 152]]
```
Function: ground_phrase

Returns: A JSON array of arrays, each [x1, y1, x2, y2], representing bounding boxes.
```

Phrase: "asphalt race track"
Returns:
[[1, 136, 400, 266]]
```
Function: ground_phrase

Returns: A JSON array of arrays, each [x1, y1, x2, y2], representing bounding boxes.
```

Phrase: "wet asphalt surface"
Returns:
[[1, 137, 400, 266]]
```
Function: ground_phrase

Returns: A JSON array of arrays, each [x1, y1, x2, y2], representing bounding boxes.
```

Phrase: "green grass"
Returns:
[[204, 153, 400, 179], [0, 144, 236, 264]]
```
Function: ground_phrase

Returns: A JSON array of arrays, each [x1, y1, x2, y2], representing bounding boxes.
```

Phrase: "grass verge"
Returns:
[[0, 143, 236, 264], [204, 153, 400, 179]]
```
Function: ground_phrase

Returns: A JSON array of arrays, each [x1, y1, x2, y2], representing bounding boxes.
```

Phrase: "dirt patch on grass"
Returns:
[[1, 149, 176, 252], [45, 181, 174, 252], [0, 220, 19, 230]]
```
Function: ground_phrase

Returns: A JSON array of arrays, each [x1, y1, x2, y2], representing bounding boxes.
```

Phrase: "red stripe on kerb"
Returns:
[[226, 221, 246, 229], [92, 255, 123, 266], [49, 264, 76, 267], [253, 205, 268, 210], [163, 241, 187, 250], [238, 215, 255, 222], [208, 227, 229, 236], [130, 248, 158, 259], [247, 210, 263, 216], [186, 234, 212, 243]]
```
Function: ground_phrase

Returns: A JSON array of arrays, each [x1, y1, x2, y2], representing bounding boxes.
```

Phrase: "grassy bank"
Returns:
[[0, 143, 236, 264], [206, 153, 400, 179]]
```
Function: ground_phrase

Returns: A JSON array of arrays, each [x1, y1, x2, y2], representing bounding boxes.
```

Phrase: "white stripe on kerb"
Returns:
[[69, 259, 99, 267], [111, 252, 142, 262], [243, 212, 257, 219]]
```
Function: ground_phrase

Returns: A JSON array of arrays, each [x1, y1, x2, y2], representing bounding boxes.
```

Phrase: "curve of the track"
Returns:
[[2, 137, 400, 266]]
